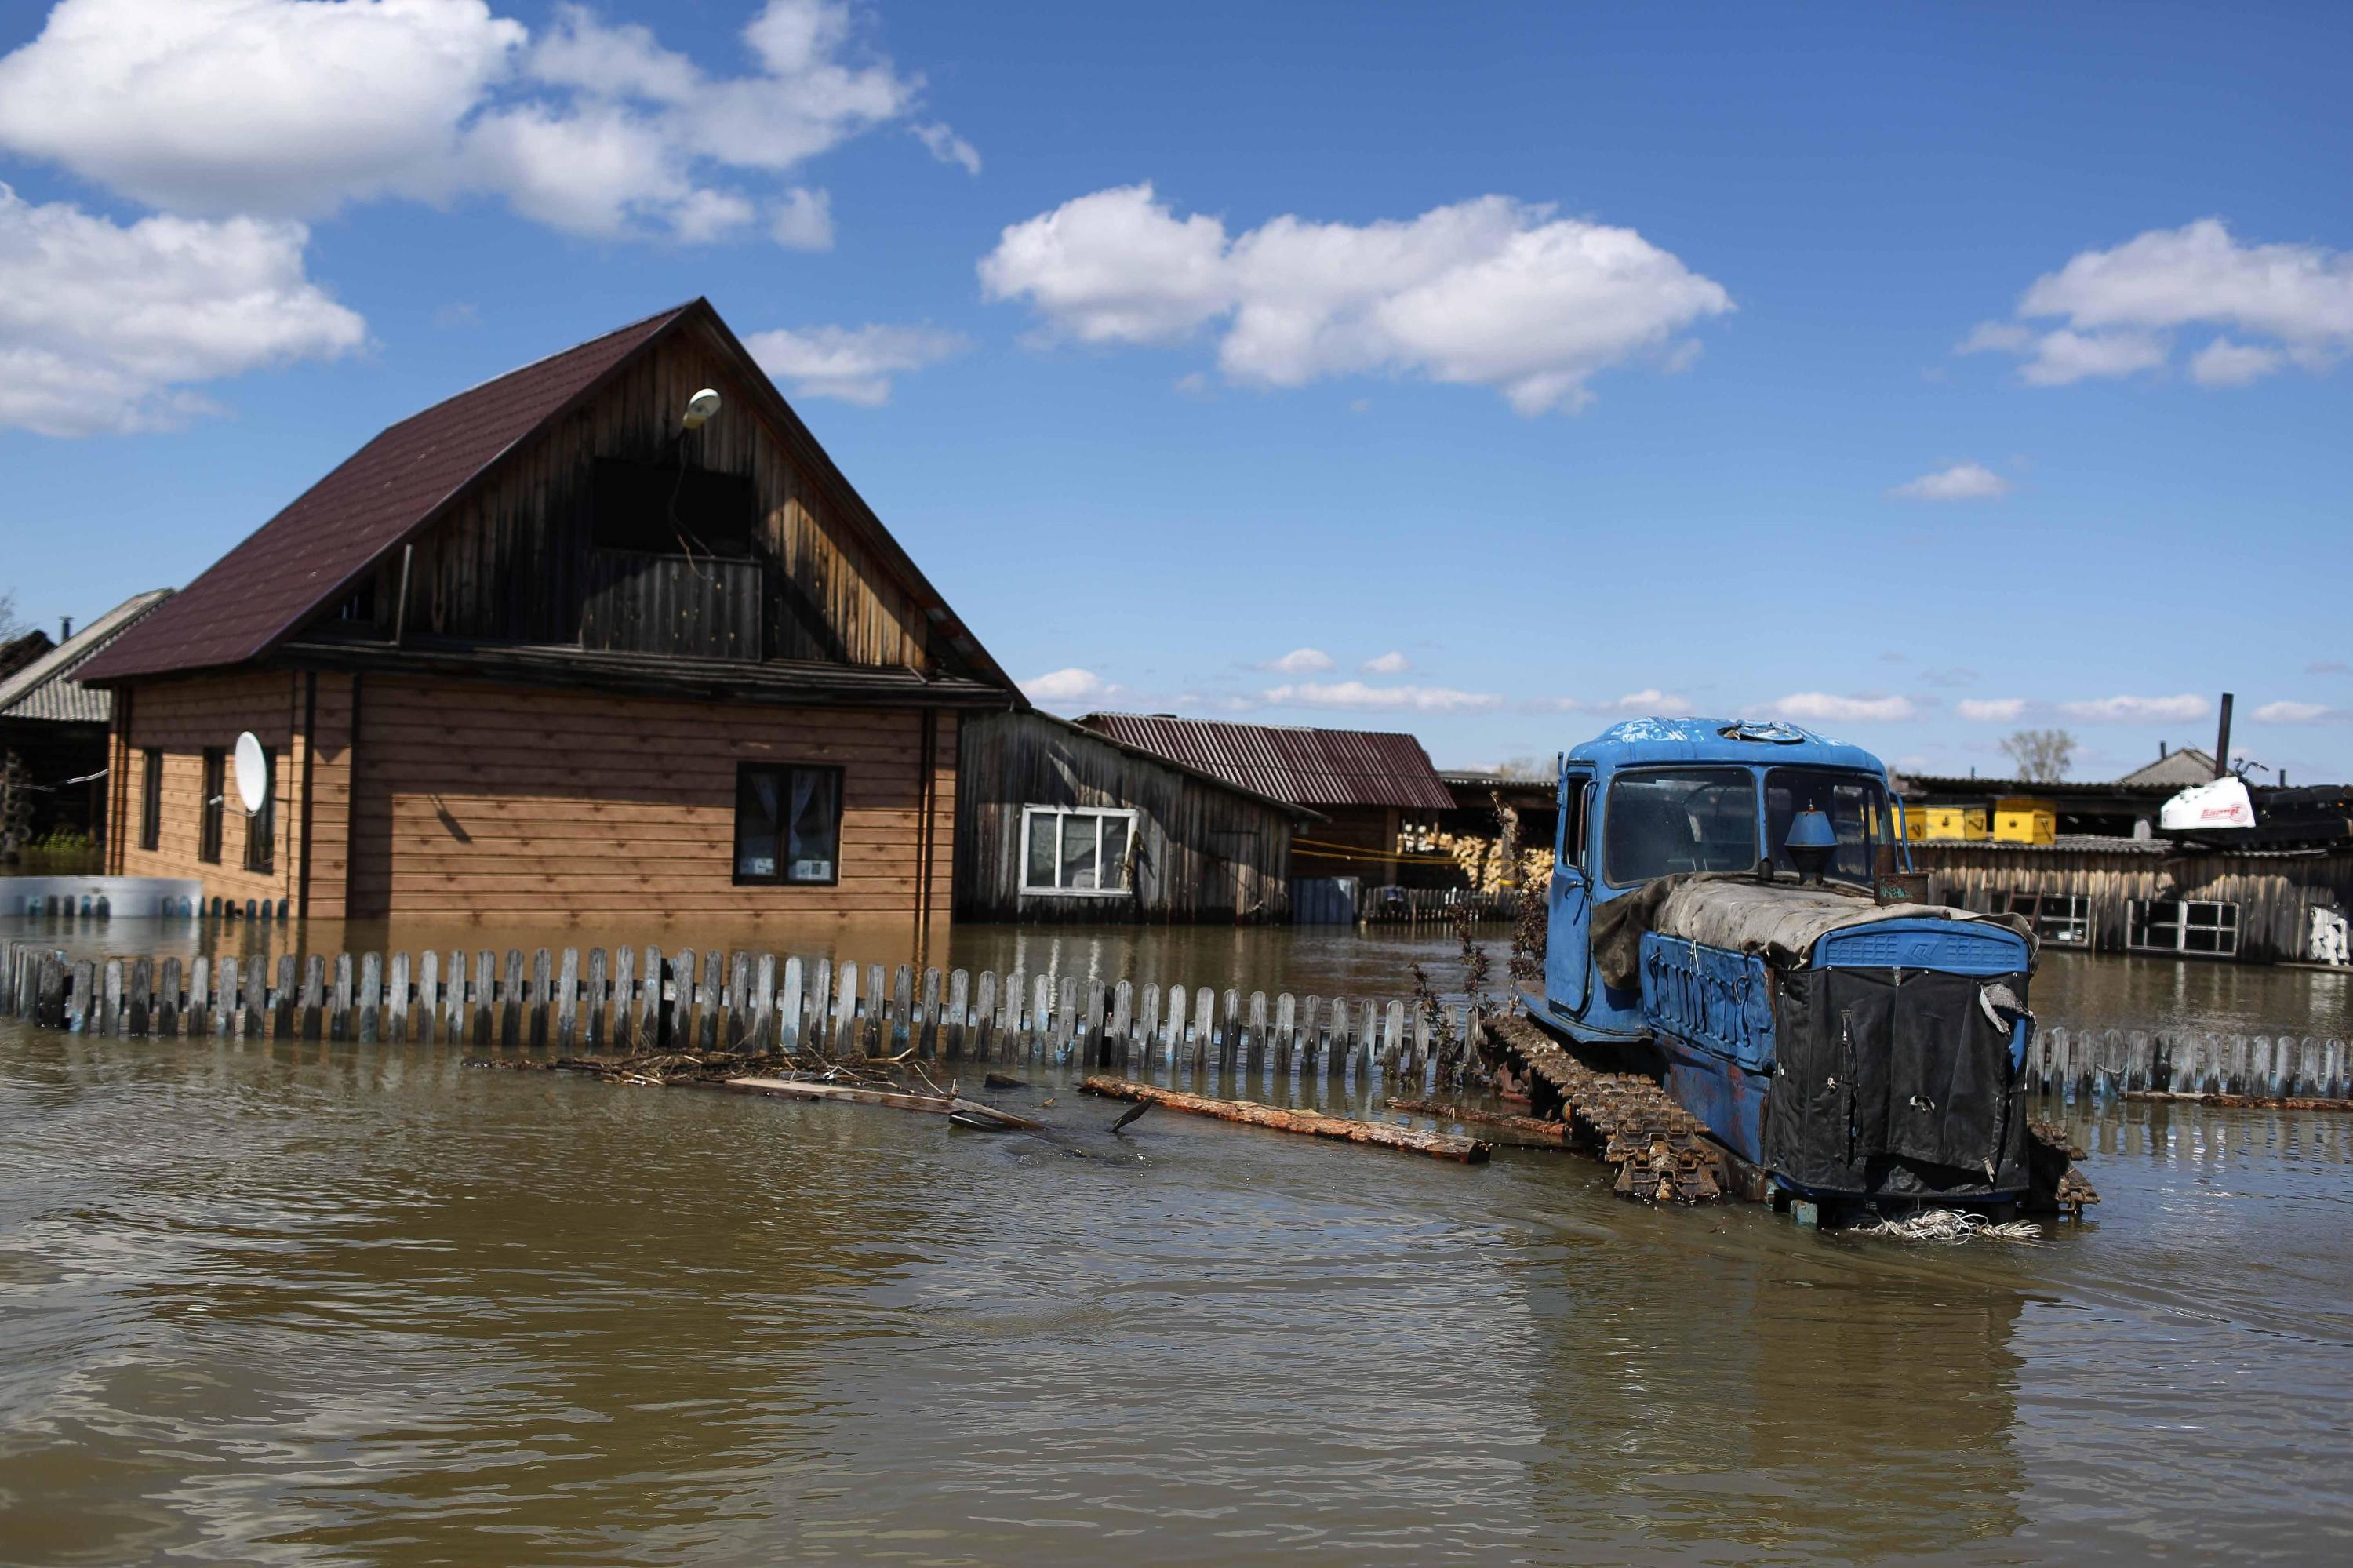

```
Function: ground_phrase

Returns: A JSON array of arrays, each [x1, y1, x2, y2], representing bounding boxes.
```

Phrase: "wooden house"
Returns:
[[78, 300, 1016, 925], [1075, 714, 1457, 886], [0, 591, 173, 853], [955, 709, 1312, 922]]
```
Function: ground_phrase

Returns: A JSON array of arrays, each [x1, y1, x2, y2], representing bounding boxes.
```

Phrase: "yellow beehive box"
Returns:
[[1993, 797, 2056, 844], [1923, 805, 1990, 840], [1892, 806, 1933, 842]]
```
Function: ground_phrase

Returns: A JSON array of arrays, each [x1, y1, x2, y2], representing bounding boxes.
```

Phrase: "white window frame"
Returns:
[[2006, 890, 2092, 948], [2126, 897, 2240, 957], [1020, 806, 1138, 897]]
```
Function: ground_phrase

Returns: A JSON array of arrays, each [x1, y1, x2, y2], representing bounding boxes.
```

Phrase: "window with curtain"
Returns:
[[242, 746, 275, 873], [1020, 806, 1136, 895], [733, 763, 842, 885], [198, 748, 225, 864], [139, 749, 162, 851]]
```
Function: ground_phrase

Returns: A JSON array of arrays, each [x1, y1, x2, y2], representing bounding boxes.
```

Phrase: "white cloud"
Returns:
[[1361, 650, 1410, 675], [1958, 698, 2027, 722], [1529, 688, 1693, 715], [2252, 700, 2329, 723], [1023, 667, 1110, 704], [1962, 219, 2353, 387], [2190, 337, 2285, 387], [0, 1, 952, 246], [0, 184, 364, 435], [2059, 693, 2211, 722], [1260, 647, 1335, 675], [980, 184, 1732, 413], [744, 322, 966, 406], [1889, 461, 2010, 501], [769, 186, 834, 251], [1751, 693, 1920, 722], [1263, 680, 1503, 713], [912, 121, 980, 175]]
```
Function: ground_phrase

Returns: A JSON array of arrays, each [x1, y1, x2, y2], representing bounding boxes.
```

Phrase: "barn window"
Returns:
[[733, 764, 841, 886], [198, 748, 226, 864], [2127, 898, 2239, 957], [1021, 806, 1136, 895], [242, 746, 275, 874], [2006, 891, 2090, 948], [139, 749, 162, 851]]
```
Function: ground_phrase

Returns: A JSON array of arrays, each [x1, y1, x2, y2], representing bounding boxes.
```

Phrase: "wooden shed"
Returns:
[[0, 591, 174, 853], [78, 300, 1015, 926], [1074, 714, 1456, 886], [1913, 836, 2353, 965], [956, 709, 1313, 922]]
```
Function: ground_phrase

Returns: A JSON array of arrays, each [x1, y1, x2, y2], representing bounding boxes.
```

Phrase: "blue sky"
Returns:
[[1, 1, 2348, 782]]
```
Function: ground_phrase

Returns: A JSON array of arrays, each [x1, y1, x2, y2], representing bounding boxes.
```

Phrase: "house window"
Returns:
[[139, 749, 162, 851], [2006, 891, 2090, 948], [198, 748, 226, 864], [1021, 806, 1136, 895], [733, 764, 842, 885], [242, 746, 275, 873], [2127, 898, 2240, 957]]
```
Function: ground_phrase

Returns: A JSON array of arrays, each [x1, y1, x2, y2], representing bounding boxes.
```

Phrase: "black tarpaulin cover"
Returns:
[[1763, 966, 2032, 1198]]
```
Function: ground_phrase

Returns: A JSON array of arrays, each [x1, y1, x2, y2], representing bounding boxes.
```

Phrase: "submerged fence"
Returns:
[[0, 938, 1471, 1080], [3, 937, 2344, 1102]]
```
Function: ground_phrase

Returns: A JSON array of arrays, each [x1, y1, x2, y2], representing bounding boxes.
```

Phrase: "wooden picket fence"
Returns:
[[2028, 1024, 2349, 1102], [5, 937, 2343, 1102], [0, 938, 1475, 1079]]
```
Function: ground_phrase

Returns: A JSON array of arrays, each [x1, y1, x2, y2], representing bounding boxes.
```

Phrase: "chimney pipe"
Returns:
[[59, 616, 71, 641], [2213, 693, 2233, 778], [2158, 741, 2167, 759]]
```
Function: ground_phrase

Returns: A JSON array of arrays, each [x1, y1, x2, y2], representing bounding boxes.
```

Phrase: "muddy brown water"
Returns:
[[3, 918, 2351, 1565]]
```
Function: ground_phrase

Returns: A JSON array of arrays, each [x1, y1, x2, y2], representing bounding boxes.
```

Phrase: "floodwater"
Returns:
[[3, 922, 2352, 1565]]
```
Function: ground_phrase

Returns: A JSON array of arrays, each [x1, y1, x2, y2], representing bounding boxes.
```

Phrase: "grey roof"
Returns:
[[2115, 748, 2219, 788], [1079, 713, 1455, 812], [0, 591, 176, 723]]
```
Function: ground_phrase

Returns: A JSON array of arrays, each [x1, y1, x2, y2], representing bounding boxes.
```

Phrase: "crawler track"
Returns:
[[1489, 1013, 1727, 1202]]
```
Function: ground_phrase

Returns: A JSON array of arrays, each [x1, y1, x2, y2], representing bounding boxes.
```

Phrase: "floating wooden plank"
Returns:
[[722, 1075, 1043, 1130], [1078, 1077, 1489, 1162], [1387, 1097, 1573, 1145]]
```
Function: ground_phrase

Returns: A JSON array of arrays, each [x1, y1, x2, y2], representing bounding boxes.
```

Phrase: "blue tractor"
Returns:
[[1527, 718, 2060, 1212]]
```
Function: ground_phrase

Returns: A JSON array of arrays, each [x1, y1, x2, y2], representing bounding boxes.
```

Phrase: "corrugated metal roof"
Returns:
[[1078, 713, 1454, 812], [78, 303, 698, 684], [0, 589, 175, 723], [2115, 748, 2219, 787]]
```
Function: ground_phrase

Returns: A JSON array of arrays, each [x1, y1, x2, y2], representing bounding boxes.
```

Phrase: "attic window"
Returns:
[[591, 458, 756, 558]]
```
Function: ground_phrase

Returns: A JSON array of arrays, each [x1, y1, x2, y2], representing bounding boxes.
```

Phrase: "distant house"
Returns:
[[78, 300, 1014, 922], [2114, 744, 2219, 789], [0, 629, 53, 686], [0, 591, 173, 847], [1075, 714, 1456, 886], [955, 710, 1315, 922]]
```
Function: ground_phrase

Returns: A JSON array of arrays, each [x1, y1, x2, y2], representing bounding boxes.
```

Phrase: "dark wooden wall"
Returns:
[[336, 319, 940, 671], [1915, 843, 2353, 963], [957, 711, 1296, 923]]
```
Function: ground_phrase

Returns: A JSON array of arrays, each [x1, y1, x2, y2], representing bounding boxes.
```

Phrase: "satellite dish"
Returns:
[[682, 387, 722, 430], [233, 731, 270, 815]]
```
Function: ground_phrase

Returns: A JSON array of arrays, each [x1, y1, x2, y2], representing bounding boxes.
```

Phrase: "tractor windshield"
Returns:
[[1603, 768, 1760, 886], [1764, 768, 1889, 888]]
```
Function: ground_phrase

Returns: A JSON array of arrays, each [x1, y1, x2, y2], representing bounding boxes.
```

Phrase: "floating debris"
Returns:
[[1848, 1210, 2046, 1245]]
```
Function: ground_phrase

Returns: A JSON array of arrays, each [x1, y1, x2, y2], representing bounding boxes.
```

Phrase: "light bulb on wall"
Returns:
[[682, 387, 722, 430]]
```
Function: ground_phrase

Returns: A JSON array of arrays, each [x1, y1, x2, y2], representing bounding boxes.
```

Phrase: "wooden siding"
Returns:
[[110, 670, 355, 915], [342, 675, 955, 921], [352, 319, 936, 672], [957, 711, 1295, 923], [1916, 843, 2353, 963]]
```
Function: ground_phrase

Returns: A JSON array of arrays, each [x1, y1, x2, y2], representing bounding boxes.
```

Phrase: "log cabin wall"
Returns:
[[957, 711, 1296, 923], [1915, 842, 2353, 963], [110, 670, 356, 915], [342, 319, 936, 671], [343, 675, 955, 922]]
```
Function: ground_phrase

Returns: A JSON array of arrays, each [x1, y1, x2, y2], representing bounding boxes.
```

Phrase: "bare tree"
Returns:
[[2000, 728, 2076, 783], [0, 589, 27, 642], [1492, 755, 1551, 781]]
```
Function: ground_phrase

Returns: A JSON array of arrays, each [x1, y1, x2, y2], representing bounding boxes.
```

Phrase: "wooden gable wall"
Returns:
[[331, 318, 935, 671]]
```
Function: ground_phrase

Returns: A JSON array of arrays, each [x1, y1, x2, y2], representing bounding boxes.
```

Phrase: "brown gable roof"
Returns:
[[81, 303, 693, 684], [1078, 712, 1454, 813]]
